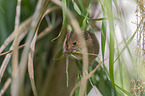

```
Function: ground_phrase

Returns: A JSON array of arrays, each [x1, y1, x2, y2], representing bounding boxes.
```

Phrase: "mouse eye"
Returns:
[[73, 41, 77, 45]]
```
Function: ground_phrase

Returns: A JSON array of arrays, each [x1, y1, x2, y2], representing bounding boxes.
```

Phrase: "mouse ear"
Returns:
[[66, 30, 72, 38], [83, 31, 89, 40]]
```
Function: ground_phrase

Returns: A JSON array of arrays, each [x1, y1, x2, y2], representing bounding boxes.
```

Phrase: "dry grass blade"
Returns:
[[11, 0, 50, 96], [0, 16, 33, 54], [42, 6, 60, 18], [52, 1, 88, 96], [0, 33, 14, 54], [39, 5, 67, 96], [0, 52, 12, 83], [37, 19, 61, 40], [0, 5, 58, 89], [66, 55, 69, 87], [0, 78, 11, 95], [28, 32, 38, 96], [0, 44, 26, 56], [37, 6, 60, 40], [14, 0, 21, 29], [70, 59, 106, 96], [0, 31, 28, 83], [12, 0, 22, 82]]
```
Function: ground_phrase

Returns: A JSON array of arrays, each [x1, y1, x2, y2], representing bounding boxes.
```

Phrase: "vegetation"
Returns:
[[0, 0, 144, 96]]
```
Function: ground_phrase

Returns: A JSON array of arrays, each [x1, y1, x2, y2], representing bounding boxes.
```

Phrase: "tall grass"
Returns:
[[0, 0, 144, 96]]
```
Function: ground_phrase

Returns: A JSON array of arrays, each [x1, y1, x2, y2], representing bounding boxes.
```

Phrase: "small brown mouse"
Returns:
[[63, 30, 99, 64]]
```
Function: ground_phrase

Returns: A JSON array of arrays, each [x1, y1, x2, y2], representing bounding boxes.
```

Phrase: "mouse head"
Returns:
[[63, 31, 81, 54], [63, 30, 99, 63]]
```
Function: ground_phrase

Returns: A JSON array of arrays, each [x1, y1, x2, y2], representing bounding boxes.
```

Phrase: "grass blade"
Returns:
[[28, 31, 38, 96], [115, 84, 132, 96]]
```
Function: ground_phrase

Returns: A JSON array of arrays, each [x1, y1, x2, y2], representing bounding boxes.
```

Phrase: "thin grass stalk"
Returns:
[[103, 0, 116, 88], [0, 18, 58, 95], [11, 0, 50, 96], [0, 33, 14, 54], [28, 31, 38, 96], [37, 19, 61, 40], [0, 18, 59, 56], [28, 5, 60, 96], [0, 24, 30, 82], [39, 0, 84, 95], [52, 1, 88, 96], [0, 78, 11, 95], [0, 16, 33, 54], [0, 44, 25, 56], [0, 31, 27, 83], [39, 1, 67, 95], [0, 7, 58, 87], [101, 21, 106, 65], [114, 20, 142, 63], [11, 0, 22, 93], [70, 59, 106, 96], [14, 0, 21, 29], [0, 6, 55, 54], [66, 55, 69, 87]]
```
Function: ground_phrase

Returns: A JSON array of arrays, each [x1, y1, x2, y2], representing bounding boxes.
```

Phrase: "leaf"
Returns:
[[89, 18, 108, 21], [103, 0, 116, 89], [115, 84, 132, 96], [28, 31, 38, 96], [113, 0, 118, 12], [101, 21, 106, 61], [78, 0, 84, 13], [113, 20, 140, 63], [73, 1, 82, 15]]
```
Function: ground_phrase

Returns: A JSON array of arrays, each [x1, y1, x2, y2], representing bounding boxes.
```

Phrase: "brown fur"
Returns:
[[63, 31, 99, 64]]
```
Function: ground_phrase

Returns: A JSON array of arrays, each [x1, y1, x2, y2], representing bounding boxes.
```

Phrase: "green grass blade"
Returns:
[[115, 84, 132, 96], [113, 24, 140, 63], [78, 0, 84, 13], [89, 18, 108, 21], [104, 0, 116, 89], [113, 0, 118, 12], [101, 21, 106, 60], [117, 47, 123, 88], [72, 1, 82, 16]]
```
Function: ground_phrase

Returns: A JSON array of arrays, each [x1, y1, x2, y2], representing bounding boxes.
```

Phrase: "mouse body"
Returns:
[[63, 31, 99, 64]]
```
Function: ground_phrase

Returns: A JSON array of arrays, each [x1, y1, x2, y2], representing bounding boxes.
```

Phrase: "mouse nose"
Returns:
[[72, 50, 76, 53], [63, 46, 71, 53], [63, 49, 70, 53], [63, 49, 77, 54]]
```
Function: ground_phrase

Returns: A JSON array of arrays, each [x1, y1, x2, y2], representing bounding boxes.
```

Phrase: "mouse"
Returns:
[[63, 30, 99, 64]]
